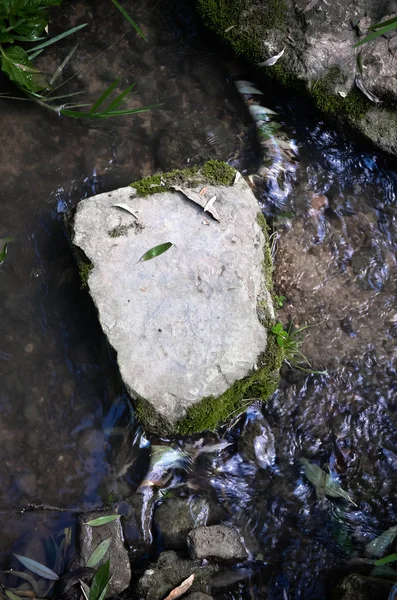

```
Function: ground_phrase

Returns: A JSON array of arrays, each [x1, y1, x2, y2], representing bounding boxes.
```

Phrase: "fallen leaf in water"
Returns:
[[300, 458, 356, 504], [235, 80, 263, 95], [355, 75, 382, 103], [257, 48, 285, 67], [112, 203, 138, 218], [138, 242, 173, 262], [14, 555, 59, 581], [164, 574, 195, 600], [303, 0, 320, 12], [0, 237, 14, 264], [366, 525, 397, 558]]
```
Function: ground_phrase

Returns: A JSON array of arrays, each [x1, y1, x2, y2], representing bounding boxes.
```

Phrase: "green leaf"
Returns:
[[300, 458, 355, 504], [13, 14, 48, 40], [103, 83, 135, 113], [5, 591, 23, 600], [0, 32, 15, 42], [374, 553, 397, 566], [1, 46, 44, 91], [370, 564, 397, 578], [85, 515, 120, 527], [89, 78, 120, 114], [14, 555, 59, 581], [26, 23, 87, 53], [86, 538, 111, 568], [276, 336, 285, 347], [0, 237, 14, 263], [356, 51, 363, 74], [89, 560, 110, 600], [138, 242, 173, 262], [371, 16, 397, 30], [366, 525, 397, 558], [80, 581, 91, 600], [3, 571, 39, 596], [110, 0, 147, 40], [354, 20, 397, 47], [272, 322, 283, 334]]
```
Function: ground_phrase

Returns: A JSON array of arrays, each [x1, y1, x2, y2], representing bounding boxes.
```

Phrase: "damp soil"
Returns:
[[1, 0, 397, 598]]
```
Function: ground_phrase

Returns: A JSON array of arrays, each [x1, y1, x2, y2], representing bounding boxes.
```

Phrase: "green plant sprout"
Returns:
[[271, 322, 327, 375], [274, 294, 285, 308]]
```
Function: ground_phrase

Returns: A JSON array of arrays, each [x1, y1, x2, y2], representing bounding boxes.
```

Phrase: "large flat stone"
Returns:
[[72, 172, 272, 431]]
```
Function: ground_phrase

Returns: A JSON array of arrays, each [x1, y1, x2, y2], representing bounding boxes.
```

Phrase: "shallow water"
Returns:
[[1, 0, 397, 597]]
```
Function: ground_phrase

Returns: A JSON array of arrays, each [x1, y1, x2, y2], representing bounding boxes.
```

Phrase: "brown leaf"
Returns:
[[163, 574, 195, 600]]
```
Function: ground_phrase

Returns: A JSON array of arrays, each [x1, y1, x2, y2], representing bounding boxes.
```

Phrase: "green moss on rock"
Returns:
[[177, 334, 283, 434], [77, 258, 93, 289], [131, 160, 236, 197], [309, 67, 371, 120]]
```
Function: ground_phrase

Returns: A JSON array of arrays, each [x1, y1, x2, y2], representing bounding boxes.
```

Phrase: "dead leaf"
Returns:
[[112, 203, 138, 218], [204, 195, 219, 220], [355, 75, 382, 103], [171, 186, 221, 222], [233, 171, 241, 185], [199, 186, 208, 195], [257, 48, 285, 67], [164, 574, 195, 600], [303, 0, 320, 12]]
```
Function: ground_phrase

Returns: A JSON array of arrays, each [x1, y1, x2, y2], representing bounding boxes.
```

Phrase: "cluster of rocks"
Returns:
[[69, 498, 251, 600]]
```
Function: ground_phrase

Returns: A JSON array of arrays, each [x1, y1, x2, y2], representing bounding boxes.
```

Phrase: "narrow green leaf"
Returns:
[[110, 0, 147, 40], [50, 44, 78, 86], [300, 458, 355, 504], [366, 525, 397, 558], [370, 16, 397, 30], [103, 83, 135, 113], [26, 24, 87, 53], [0, 237, 14, 263], [14, 555, 59, 581], [28, 49, 44, 60], [80, 581, 91, 600], [374, 553, 397, 566], [356, 51, 363, 74], [87, 538, 111, 568], [89, 78, 120, 114], [97, 579, 111, 600], [138, 242, 173, 262], [89, 560, 110, 600], [5, 591, 23, 600], [85, 515, 120, 527], [3, 571, 39, 596], [354, 20, 397, 47]]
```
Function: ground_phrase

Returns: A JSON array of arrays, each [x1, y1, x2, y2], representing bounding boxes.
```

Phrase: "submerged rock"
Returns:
[[187, 525, 248, 563], [335, 573, 391, 600], [196, 0, 397, 156], [154, 497, 213, 550], [185, 594, 214, 600], [137, 550, 217, 600], [78, 511, 131, 597], [72, 163, 278, 434]]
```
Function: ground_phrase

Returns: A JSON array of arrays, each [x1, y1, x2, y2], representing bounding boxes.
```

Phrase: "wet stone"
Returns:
[[185, 594, 214, 600], [154, 496, 214, 550], [187, 525, 248, 563], [335, 573, 390, 600], [137, 550, 217, 600], [72, 175, 272, 432], [78, 511, 131, 597]]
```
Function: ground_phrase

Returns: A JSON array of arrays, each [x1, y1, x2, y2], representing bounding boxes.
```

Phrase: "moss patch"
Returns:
[[131, 160, 236, 197], [77, 257, 93, 289], [177, 335, 283, 434], [196, 0, 288, 62]]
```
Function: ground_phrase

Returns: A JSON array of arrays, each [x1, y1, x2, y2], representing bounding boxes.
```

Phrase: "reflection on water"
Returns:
[[0, 0, 397, 596]]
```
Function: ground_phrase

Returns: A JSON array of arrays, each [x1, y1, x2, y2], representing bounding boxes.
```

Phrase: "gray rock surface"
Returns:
[[137, 550, 217, 600], [187, 525, 248, 563], [154, 496, 220, 550], [197, 0, 397, 155], [79, 511, 131, 597], [72, 176, 271, 432]]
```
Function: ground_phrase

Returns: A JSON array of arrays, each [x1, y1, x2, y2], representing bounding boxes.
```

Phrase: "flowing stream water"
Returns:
[[0, 0, 397, 598]]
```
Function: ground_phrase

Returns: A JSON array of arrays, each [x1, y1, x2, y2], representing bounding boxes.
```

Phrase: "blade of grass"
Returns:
[[89, 78, 119, 114], [103, 83, 135, 113], [110, 0, 147, 40], [370, 16, 397, 30], [354, 20, 397, 47], [60, 104, 159, 119], [26, 24, 87, 54], [27, 49, 44, 60], [50, 44, 78, 86]]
